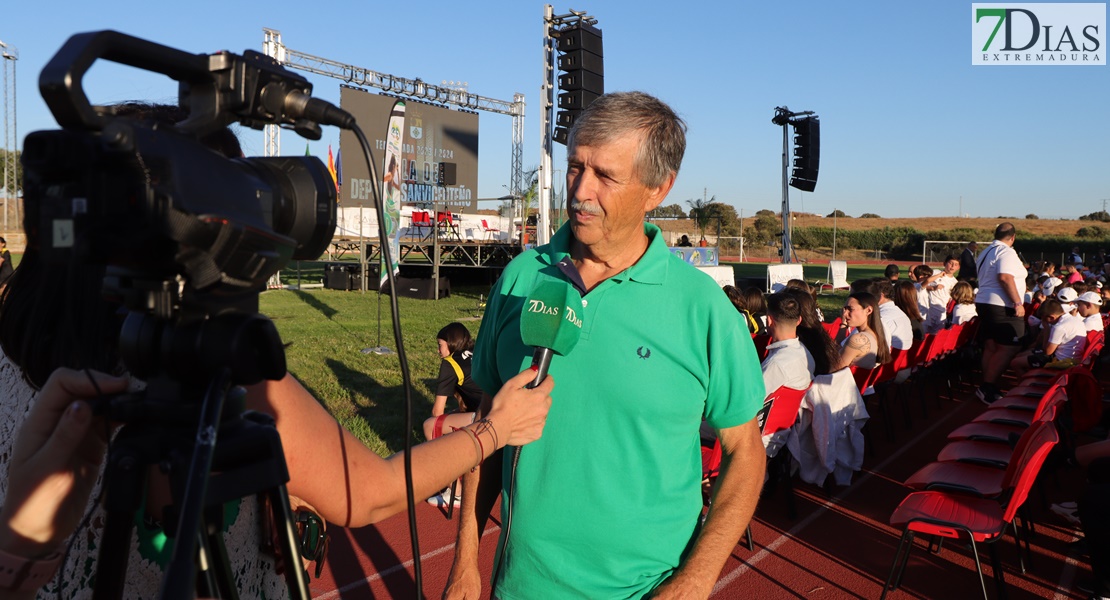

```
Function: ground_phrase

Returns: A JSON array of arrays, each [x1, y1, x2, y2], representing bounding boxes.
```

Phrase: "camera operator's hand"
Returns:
[[0, 369, 128, 562], [483, 368, 555, 448]]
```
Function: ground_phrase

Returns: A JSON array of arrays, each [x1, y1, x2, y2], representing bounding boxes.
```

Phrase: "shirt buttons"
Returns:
[[582, 299, 588, 307]]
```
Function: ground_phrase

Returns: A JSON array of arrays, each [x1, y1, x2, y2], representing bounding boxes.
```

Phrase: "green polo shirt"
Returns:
[[474, 222, 764, 600]]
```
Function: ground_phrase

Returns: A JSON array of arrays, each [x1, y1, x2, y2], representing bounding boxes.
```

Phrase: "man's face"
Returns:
[[566, 132, 666, 248], [945, 259, 959, 274]]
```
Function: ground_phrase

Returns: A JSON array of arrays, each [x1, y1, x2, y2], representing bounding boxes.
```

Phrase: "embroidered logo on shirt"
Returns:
[[637, 346, 652, 360]]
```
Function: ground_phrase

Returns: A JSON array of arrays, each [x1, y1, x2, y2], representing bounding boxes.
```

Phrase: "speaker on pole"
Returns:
[[789, 117, 820, 192], [553, 22, 604, 145]]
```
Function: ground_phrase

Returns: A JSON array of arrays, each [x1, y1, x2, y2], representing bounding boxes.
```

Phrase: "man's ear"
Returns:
[[641, 171, 676, 213]]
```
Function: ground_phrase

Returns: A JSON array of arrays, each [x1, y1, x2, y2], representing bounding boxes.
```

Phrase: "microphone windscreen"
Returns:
[[519, 280, 583, 356]]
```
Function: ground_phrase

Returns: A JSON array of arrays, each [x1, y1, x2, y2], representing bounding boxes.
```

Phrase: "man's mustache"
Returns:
[[569, 200, 602, 216]]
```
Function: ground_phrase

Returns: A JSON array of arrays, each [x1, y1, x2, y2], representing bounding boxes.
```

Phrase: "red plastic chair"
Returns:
[[409, 211, 433, 240], [480, 219, 502, 241], [936, 387, 1065, 467], [751, 333, 772, 360], [436, 211, 461, 240], [704, 384, 809, 551], [851, 365, 881, 394], [946, 385, 1066, 444], [882, 420, 1058, 600], [955, 317, 979, 348], [909, 391, 1063, 497]]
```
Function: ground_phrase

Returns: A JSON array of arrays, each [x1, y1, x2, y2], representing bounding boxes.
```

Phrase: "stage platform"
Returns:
[[328, 238, 522, 270]]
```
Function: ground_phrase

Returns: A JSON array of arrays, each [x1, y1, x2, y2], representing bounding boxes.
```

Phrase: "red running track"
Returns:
[[306, 374, 1095, 599]]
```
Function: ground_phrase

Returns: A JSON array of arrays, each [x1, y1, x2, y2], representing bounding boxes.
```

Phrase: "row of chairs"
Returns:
[[702, 383, 810, 550], [407, 212, 504, 241], [850, 319, 981, 441], [726, 320, 986, 561], [881, 330, 1106, 598]]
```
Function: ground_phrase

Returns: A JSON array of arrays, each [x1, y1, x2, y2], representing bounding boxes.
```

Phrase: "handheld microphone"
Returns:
[[519, 280, 583, 388]]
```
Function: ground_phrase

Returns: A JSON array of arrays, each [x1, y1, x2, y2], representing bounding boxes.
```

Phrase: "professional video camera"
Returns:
[[22, 30, 344, 317], [20, 30, 358, 599]]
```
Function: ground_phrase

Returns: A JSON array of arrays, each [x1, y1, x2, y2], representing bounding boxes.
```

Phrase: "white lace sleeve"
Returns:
[[0, 352, 287, 599]]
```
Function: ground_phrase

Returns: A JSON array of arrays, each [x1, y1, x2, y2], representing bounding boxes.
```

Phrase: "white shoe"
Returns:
[[425, 489, 461, 508]]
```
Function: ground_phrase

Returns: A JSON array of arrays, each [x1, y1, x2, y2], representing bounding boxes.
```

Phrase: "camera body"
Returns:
[[22, 31, 339, 316]]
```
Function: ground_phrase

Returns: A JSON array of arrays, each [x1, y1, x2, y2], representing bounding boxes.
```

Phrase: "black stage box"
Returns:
[[382, 276, 451, 299], [323, 263, 381, 291]]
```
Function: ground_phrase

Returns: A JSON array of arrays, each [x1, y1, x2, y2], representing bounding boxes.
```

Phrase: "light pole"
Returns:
[[1, 40, 17, 234]]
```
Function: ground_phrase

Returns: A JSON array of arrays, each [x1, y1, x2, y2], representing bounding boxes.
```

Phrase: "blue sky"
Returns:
[[3, 0, 1107, 218]]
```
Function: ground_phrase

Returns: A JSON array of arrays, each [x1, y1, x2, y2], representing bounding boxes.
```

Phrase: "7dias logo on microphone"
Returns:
[[526, 299, 583, 328], [972, 3, 1105, 65]]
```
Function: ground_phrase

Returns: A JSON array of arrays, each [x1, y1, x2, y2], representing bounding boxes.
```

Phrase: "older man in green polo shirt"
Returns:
[[445, 91, 766, 600]]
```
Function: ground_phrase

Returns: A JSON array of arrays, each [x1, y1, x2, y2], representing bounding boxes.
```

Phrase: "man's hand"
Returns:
[[1014, 303, 1026, 318], [442, 560, 483, 600], [0, 369, 128, 559]]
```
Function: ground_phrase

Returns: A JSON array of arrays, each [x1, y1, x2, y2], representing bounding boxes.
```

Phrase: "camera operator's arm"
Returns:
[[0, 369, 128, 599], [244, 368, 552, 527]]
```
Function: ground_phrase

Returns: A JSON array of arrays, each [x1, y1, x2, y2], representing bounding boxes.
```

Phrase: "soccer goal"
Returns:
[[920, 240, 990, 264]]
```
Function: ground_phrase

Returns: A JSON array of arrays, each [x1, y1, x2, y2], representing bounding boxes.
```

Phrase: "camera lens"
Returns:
[[241, 156, 337, 261]]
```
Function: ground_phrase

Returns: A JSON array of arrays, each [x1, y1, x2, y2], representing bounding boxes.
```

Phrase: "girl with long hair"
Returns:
[[838, 292, 890, 370]]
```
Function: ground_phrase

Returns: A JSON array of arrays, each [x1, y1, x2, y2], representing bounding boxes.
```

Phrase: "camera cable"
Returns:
[[351, 124, 424, 598]]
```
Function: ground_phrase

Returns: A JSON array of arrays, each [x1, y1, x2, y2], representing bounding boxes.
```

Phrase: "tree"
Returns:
[[686, 196, 715, 237], [1080, 210, 1110, 222], [860, 213, 881, 218], [827, 209, 847, 218], [1025, 213, 1040, 220], [755, 209, 776, 217], [0, 149, 21, 197], [649, 203, 687, 219], [700, 202, 742, 236], [744, 212, 780, 246], [1077, 225, 1107, 238]]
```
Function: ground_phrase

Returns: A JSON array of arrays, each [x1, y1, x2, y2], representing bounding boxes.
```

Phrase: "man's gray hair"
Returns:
[[568, 91, 686, 188]]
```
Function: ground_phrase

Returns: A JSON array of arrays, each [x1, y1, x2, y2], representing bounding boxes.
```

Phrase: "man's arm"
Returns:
[[652, 418, 765, 599], [997, 273, 1026, 317], [444, 392, 505, 600]]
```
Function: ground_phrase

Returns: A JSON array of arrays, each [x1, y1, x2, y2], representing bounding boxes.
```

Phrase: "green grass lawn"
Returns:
[[260, 285, 488, 457], [259, 261, 873, 458]]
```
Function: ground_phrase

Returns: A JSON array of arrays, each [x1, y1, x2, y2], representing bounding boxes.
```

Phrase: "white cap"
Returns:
[[1078, 291, 1103, 306], [1041, 277, 1063, 296], [1057, 287, 1079, 303]]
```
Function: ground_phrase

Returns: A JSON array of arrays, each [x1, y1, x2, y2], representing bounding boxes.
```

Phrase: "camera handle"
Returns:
[[92, 382, 309, 600]]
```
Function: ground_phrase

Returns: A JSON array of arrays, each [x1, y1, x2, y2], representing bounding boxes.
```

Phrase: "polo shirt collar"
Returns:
[[541, 221, 670, 286]]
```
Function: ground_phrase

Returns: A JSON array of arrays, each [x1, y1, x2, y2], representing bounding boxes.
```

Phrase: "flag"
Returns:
[[381, 101, 406, 287], [327, 145, 338, 194], [335, 149, 343, 195]]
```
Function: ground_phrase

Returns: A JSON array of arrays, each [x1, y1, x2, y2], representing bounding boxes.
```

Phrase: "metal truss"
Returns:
[[261, 28, 525, 203]]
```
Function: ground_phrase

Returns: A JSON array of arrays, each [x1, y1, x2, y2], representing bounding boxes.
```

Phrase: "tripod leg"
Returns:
[[265, 485, 311, 600], [93, 434, 151, 600], [197, 504, 238, 599]]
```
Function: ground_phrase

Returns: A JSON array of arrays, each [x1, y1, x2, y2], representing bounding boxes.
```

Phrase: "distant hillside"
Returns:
[[786, 215, 1086, 237]]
